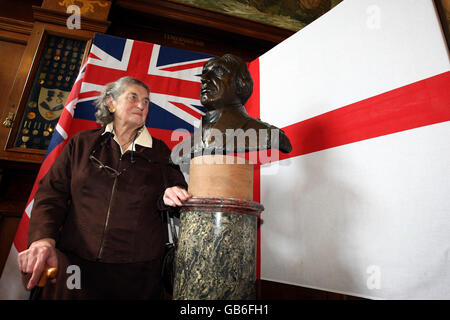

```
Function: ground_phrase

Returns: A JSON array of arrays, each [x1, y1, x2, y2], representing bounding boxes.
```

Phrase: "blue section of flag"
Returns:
[[157, 46, 213, 67], [92, 34, 127, 62], [147, 103, 194, 133], [73, 101, 97, 122], [45, 130, 65, 159]]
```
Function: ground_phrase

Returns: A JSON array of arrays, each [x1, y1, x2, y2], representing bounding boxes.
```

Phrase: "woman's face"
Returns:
[[109, 84, 150, 129]]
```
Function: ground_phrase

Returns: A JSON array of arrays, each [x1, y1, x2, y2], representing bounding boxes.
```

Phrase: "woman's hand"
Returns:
[[17, 238, 58, 290], [163, 186, 192, 207]]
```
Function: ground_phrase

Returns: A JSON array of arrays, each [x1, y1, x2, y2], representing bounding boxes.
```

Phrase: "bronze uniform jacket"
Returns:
[[28, 128, 187, 263]]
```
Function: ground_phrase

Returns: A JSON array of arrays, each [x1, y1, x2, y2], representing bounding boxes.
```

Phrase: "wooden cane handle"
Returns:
[[37, 266, 58, 287]]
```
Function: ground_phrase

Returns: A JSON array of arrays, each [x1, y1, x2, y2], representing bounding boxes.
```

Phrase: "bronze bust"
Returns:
[[172, 54, 292, 163]]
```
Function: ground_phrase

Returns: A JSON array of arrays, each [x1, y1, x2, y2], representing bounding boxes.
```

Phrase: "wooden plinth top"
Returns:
[[188, 155, 254, 201]]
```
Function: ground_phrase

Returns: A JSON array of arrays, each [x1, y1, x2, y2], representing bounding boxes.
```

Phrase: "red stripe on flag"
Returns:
[[126, 41, 155, 80], [246, 60, 260, 119], [88, 52, 101, 60], [247, 58, 262, 279], [13, 215, 29, 252], [253, 165, 262, 280], [67, 118, 102, 138], [58, 108, 73, 132], [84, 66, 201, 100], [69, 74, 83, 97], [78, 91, 101, 100], [278, 71, 450, 162], [82, 64, 129, 86], [169, 101, 202, 119], [146, 74, 201, 99], [160, 61, 206, 72]]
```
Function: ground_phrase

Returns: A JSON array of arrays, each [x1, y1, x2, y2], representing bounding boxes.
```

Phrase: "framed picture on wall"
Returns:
[[12, 35, 87, 152], [4, 25, 92, 155], [170, 0, 344, 32]]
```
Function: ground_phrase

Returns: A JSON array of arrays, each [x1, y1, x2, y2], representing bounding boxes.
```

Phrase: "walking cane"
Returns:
[[29, 265, 58, 300]]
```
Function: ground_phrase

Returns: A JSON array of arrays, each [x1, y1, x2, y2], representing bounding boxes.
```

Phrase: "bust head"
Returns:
[[200, 54, 253, 111], [170, 54, 292, 163]]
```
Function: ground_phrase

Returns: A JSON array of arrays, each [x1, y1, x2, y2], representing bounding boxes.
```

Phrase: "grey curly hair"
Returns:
[[94, 76, 150, 126]]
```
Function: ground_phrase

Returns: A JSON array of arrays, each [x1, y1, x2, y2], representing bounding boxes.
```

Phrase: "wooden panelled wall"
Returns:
[[0, 0, 363, 300], [0, 0, 41, 280]]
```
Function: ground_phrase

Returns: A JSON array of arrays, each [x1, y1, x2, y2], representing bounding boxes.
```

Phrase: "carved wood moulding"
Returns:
[[115, 0, 294, 43], [0, 17, 33, 44], [32, 6, 110, 33], [110, 0, 295, 60]]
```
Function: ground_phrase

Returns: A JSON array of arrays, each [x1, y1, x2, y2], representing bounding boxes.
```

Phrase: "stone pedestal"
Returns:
[[173, 155, 264, 300]]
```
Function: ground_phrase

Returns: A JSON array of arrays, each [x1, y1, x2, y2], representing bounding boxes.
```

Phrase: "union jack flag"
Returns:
[[5, 34, 214, 295]]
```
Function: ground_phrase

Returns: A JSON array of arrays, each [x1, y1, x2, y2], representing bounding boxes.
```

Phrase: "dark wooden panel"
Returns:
[[0, 40, 27, 157], [115, 0, 293, 42], [0, 0, 43, 22], [0, 212, 23, 276], [109, 0, 295, 61], [0, 160, 39, 275]]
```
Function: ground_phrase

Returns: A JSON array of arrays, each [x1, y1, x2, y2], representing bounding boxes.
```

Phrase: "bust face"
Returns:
[[200, 58, 241, 110]]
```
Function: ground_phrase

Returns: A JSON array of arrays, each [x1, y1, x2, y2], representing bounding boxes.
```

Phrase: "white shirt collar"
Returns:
[[103, 122, 153, 153]]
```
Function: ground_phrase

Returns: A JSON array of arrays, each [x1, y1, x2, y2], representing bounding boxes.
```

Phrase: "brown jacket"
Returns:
[[28, 128, 187, 263]]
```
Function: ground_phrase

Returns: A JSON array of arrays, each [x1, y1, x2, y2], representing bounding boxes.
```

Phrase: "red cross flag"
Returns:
[[248, 0, 450, 299]]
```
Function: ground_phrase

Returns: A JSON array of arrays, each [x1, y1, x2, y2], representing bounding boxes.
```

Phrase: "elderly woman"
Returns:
[[17, 76, 191, 299]]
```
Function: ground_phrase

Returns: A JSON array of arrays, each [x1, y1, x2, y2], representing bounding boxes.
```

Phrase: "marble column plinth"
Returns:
[[173, 197, 264, 300]]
